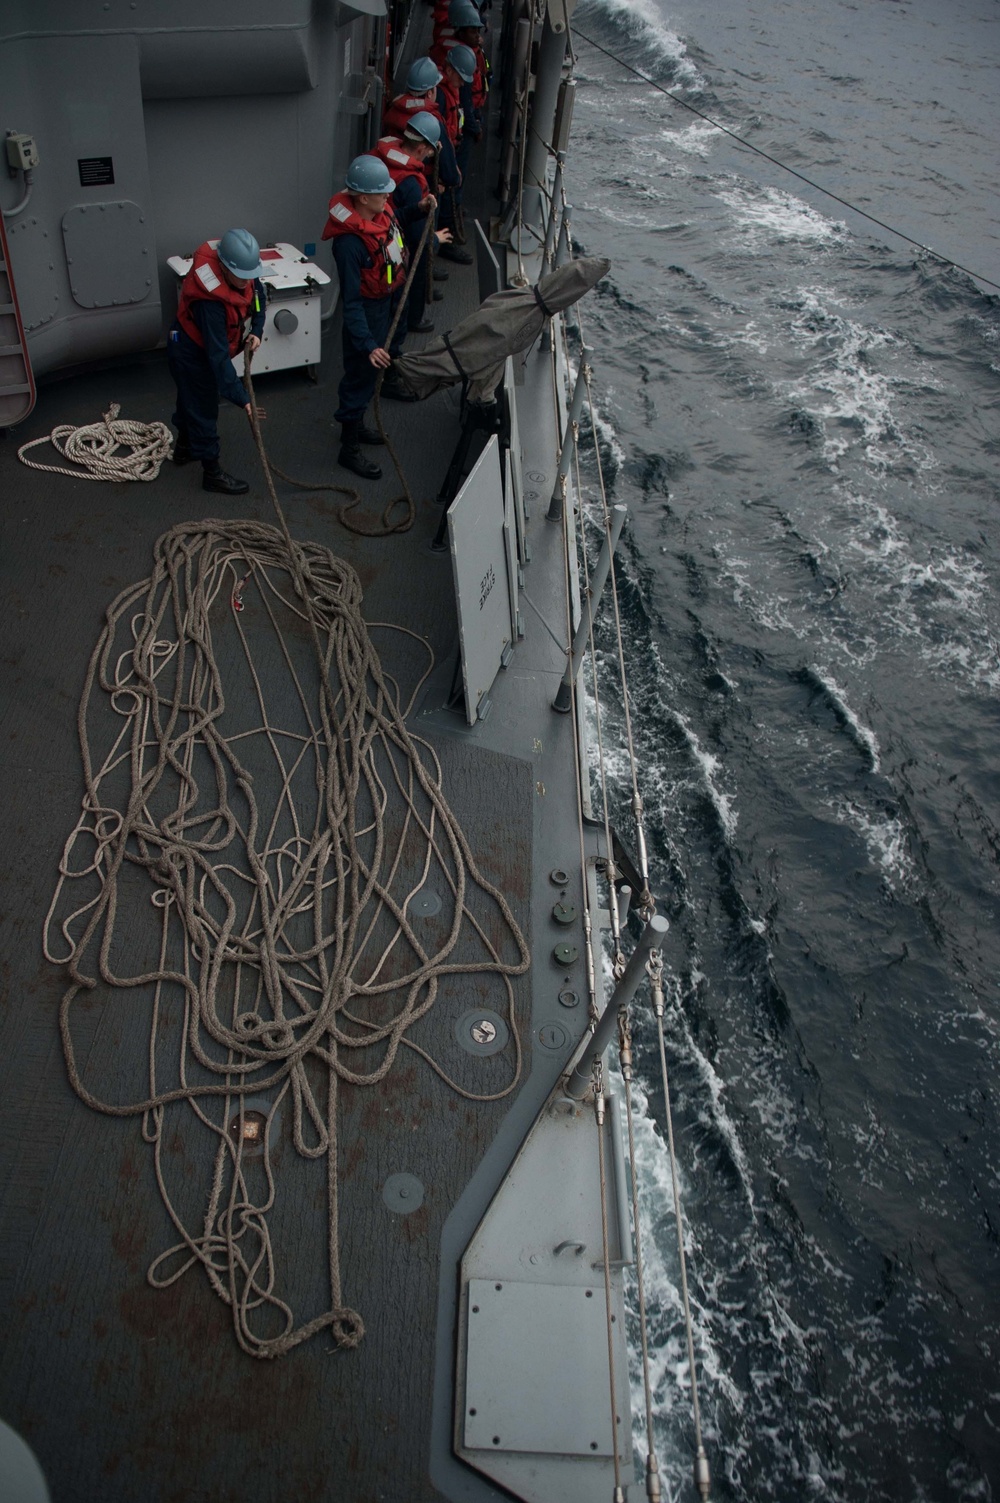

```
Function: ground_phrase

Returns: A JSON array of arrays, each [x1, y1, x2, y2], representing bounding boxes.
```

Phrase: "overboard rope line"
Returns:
[[17, 402, 173, 481], [45, 390, 530, 1356], [573, 26, 1000, 296], [557, 294, 708, 1492], [551, 334, 622, 1479], [648, 949, 711, 1499], [575, 306, 654, 918]]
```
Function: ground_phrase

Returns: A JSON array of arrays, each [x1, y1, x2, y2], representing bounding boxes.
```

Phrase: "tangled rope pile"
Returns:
[[45, 515, 530, 1357], [18, 402, 173, 481]]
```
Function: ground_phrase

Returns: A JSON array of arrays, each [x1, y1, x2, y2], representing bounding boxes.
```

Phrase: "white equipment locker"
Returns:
[[167, 242, 330, 378]]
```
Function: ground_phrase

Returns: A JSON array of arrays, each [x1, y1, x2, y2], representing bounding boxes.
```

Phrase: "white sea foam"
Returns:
[[779, 290, 940, 472], [668, 118, 723, 156], [719, 182, 847, 250], [591, 0, 704, 88], [718, 552, 808, 638], [837, 494, 1000, 692], [827, 794, 915, 891], [665, 706, 738, 840], [805, 665, 881, 770]]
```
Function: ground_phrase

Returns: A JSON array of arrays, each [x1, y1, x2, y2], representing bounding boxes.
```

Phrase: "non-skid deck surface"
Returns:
[[0, 205, 535, 1499]]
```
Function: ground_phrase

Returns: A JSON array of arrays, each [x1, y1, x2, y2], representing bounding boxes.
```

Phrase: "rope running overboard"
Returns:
[[45, 514, 530, 1358]]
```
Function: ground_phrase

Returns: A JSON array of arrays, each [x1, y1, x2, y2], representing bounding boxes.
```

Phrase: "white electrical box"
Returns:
[[5, 132, 39, 170], [167, 241, 331, 377]]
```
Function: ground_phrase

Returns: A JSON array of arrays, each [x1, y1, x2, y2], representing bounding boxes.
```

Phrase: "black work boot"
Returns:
[[202, 462, 249, 495], [173, 433, 196, 465], [356, 414, 386, 446], [339, 422, 382, 479], [437, 242, 473, 265]]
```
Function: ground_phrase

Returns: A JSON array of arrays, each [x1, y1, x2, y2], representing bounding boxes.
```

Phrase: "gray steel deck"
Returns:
[[0, 140, 593, 1503]]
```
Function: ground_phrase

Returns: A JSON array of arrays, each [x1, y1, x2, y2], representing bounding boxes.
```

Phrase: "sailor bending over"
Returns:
[[168, 228, 267, 496]]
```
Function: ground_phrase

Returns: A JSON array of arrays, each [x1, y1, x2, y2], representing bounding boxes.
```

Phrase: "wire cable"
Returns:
[[573, 26, 1000, 295]]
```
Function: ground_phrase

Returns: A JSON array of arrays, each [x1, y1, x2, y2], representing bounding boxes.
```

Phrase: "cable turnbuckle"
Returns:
[[617, 1009, 633, 1082], [592, 1057, 605, 1118]]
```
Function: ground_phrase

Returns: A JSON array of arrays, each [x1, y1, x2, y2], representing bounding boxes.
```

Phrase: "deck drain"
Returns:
[[455, 1008, 509, 1056], [225, 1100, 275, 1154], [382, 1173, 424, 1215], [409, 887, 442, 918], [537, 1022, 569, 1052]]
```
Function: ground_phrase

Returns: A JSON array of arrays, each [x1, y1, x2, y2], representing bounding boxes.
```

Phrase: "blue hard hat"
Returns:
[[345, 154, 394, 195], [449, 0, 483, 28], [217, 228, 264, 280], [406, 56, 443, 93], [447, 43, 477, 83], [403, 111, 442, 147]]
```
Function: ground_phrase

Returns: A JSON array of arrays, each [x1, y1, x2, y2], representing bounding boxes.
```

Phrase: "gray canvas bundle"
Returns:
[[392, 256, 611, 403]]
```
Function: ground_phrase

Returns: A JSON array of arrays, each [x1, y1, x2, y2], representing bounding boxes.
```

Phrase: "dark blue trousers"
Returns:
[[335, 294, 404, 423], [167, 328, 222, 463], [405, 241, 430, 329]]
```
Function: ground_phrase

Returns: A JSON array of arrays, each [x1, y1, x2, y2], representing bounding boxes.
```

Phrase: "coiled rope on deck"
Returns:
[[18, 402, 173, 482], [45, 334, 530, 1356]]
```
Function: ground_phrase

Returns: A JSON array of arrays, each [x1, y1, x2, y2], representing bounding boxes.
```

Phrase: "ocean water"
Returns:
[[562, 1, 1000, 1497]]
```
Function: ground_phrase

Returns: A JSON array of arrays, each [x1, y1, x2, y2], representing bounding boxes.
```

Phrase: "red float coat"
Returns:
[[431, 31, 489, 110], [321, 191, 406, 298], [436, 73, 463, 147], [176, 242, 258, 355], [382, 91, 446, 138], [373, 136, 429, 195]]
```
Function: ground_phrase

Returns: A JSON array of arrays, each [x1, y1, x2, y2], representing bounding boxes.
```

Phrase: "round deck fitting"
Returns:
[[558, 988, 580, 1009], [408, 887, 442, 918], [228, 1109, 268, 1155], [455, 1008, 509, 1056], [549, 867, 569, 886], [382, 1173, 424, 1215], [552, 942, 578, 966], [226, 1094, 280, 1158], [552, 901, 576, 925], [537, 1022, 569, 1052]]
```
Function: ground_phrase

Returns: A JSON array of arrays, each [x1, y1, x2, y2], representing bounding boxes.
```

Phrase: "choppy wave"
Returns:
[[719, 182, 847, 249], [566, 1, 1000, 1494], [579, 0, 704, 88], [801, 665, 880, 769]]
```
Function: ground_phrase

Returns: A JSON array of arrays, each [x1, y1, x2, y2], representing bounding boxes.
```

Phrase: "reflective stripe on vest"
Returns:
[[375, 136, 429, 195], [176, 241, 256, 357], [322, 191, 405, 298]]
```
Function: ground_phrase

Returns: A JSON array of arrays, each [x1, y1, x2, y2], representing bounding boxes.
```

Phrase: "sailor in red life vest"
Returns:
[[431, 0, 488, 120], [322, 154, 413, 482], [382, 56, 462, 260], [435, 44, 478, 264], [167, 228, 267, 495], [375, 112, 454, 335]]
